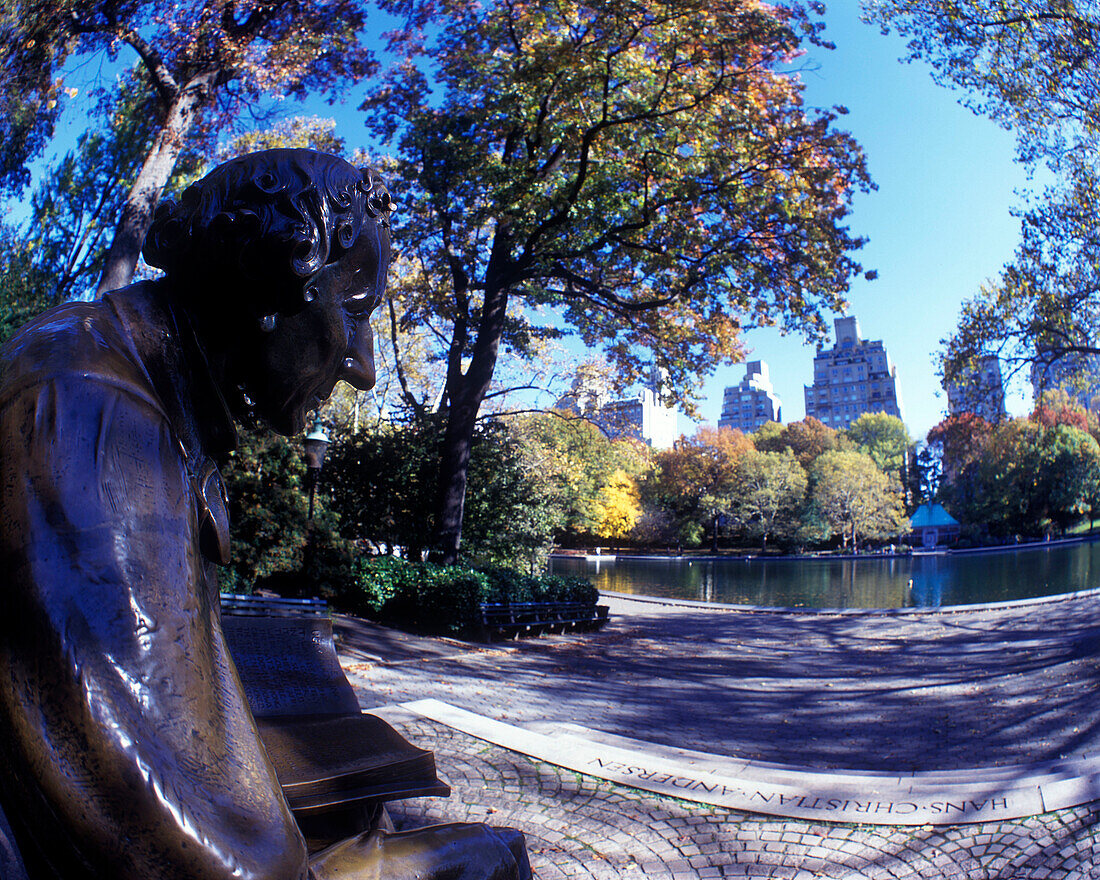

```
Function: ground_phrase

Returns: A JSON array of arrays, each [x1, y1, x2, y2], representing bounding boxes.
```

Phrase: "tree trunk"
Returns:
[[434, 277, 510, 564], [95, 80, 211, 297]]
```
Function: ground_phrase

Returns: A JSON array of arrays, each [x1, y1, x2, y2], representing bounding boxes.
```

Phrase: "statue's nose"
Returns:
[[340, 324, 376, 391]]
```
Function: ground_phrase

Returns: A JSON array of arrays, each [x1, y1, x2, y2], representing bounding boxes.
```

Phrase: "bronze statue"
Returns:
[[0, 149, 530, 880]]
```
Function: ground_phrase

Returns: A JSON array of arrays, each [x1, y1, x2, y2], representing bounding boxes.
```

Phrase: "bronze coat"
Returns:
[[0, 284, 310, 880]]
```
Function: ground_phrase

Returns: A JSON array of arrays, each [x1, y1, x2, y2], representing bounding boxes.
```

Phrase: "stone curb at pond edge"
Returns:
[[374, 700, 1100, 827], [599, 583, 1100, 616]]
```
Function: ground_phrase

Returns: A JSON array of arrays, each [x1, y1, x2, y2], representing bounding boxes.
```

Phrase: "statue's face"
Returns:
[[238, 222, 390, 435]]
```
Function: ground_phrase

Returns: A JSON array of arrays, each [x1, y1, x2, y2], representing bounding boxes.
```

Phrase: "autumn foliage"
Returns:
[[365, 0, 874, 559], [2, 0, 376, 292], [927, 402, 1100, 538]]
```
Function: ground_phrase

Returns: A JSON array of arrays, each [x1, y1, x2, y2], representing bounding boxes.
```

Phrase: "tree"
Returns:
[[730, 449, 808, 552], [323, 420, 440, 560], [459, 420, 567, 570], [753, 415, 848, 469], [21, 78, 177, 303], [592, 470, 643, 541], [750, 420, 785, 452], [324, 418, 567, 570], [520, 413, 650, 542], [0, 229, 56, 344], [934, 415, 1100, 538], [1036, 423, 1100, 533], [809, 449, 907, 551], [863, 1, 1099, 170], [926, 412, 991, 481], [911, 440, 942, 504], [862, 2, 1100, 384], [940, 182, 1100, 393], [647, 427, 753, 550], [221, 427, 350, 595], [844, 412, 910, 481], [924, 413, 994, 508], [364, 0, 874, 561], [0, 80, 163, 322], [220, 116, 346, 159], [2, 0, 374, 293], [1031, 387, 1092, 432], [954, 418, 1042, 537]]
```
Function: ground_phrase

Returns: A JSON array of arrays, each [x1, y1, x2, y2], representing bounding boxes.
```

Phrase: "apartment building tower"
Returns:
[[1030, 350, 1100, 413], [556, 364, 679, 449], [945, 354, 1006, 422], [718, 360, 782, 433], [804, 316, 904, 429]]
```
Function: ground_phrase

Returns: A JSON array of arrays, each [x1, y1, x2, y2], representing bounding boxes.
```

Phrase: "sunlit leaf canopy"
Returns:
[[0, 0, 375, 193], [863, 2, 1100, 394], [363, 0, 873, 412], [863, 0, 1100, 172]]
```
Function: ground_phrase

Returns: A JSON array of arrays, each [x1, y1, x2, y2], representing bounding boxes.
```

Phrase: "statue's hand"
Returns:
[[309, 822, 531, 880]]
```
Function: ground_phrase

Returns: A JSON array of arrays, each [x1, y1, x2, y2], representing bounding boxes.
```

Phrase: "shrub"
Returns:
[[479, 567, 541, 604], [413, 565, 488, 636], [346, 555, 418, 617], [343, 557, 597, 636], [531, 573, 599, 605]]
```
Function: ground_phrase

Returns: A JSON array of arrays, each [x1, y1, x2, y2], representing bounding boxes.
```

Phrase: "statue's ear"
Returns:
[[143, 199, 182, 273]]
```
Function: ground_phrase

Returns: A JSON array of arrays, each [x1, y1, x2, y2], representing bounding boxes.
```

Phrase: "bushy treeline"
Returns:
[[150, 390, 1100, 622], [218, 422, 595, 633], [928, 391, 1100, 542], [228, 410, 913, 572], [635, 413, 911, 553], [208, 395, 1100, 621]]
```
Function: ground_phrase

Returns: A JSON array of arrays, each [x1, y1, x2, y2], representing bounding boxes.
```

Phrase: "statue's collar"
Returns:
[[104, 283, 238, 465]]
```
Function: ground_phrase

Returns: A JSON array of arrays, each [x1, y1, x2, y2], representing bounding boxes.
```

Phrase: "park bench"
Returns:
[[219, 593, 450, 849], [478, 600, 610, 640]]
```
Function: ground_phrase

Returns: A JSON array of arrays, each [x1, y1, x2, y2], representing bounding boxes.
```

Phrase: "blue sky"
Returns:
[[697, 5, 1033, 440]]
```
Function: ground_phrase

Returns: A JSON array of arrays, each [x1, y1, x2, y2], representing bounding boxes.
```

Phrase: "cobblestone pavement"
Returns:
[[337, 593, 1100, 878], [382, 717, 1100, 879]]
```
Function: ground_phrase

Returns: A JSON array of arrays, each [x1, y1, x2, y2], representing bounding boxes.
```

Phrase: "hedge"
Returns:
[[343, 556, 598, 636]]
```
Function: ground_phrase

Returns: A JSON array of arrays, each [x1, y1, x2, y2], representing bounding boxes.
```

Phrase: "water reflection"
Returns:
[[550, 541, 1100, 609]]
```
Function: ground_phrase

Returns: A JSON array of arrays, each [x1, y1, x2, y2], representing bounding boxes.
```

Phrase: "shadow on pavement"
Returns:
[[340, 595, 1100, 774]]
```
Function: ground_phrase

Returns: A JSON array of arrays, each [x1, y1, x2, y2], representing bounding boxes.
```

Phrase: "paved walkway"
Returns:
[[335, 593, 1100, 878]]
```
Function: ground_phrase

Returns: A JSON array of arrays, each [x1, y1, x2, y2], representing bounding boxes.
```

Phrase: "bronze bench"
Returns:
[[219, 593, 450, 848]]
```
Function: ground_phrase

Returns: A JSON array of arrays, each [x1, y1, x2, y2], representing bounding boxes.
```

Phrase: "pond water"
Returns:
[[549, 539, 1100, 609]]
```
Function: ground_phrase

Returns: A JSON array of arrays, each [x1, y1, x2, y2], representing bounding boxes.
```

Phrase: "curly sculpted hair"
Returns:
[[143, 149, 391, 316]]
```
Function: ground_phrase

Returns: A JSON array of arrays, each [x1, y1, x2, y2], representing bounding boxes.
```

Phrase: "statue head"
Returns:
[[144, 148, 391, 320], [144, 149, 393, 435]]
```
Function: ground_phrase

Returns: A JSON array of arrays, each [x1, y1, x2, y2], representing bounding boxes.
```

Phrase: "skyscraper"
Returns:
[[555, 363, 679, 449], [718, 360, 782, 433], [945, 354, 1006, 422], [1030, 350, 1100, 413], [804, 316, 904, 429]]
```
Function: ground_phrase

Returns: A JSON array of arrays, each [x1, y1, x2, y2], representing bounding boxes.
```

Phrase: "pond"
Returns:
[[549, 539, 1100, 609]]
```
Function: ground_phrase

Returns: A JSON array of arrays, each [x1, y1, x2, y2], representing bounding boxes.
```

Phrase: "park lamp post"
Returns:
[[302, 418, 330, 521]]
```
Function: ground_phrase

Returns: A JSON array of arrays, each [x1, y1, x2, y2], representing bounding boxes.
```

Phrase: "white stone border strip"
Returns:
[[398, 699, 1100, 826], [600, 584, 1100, 616]]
